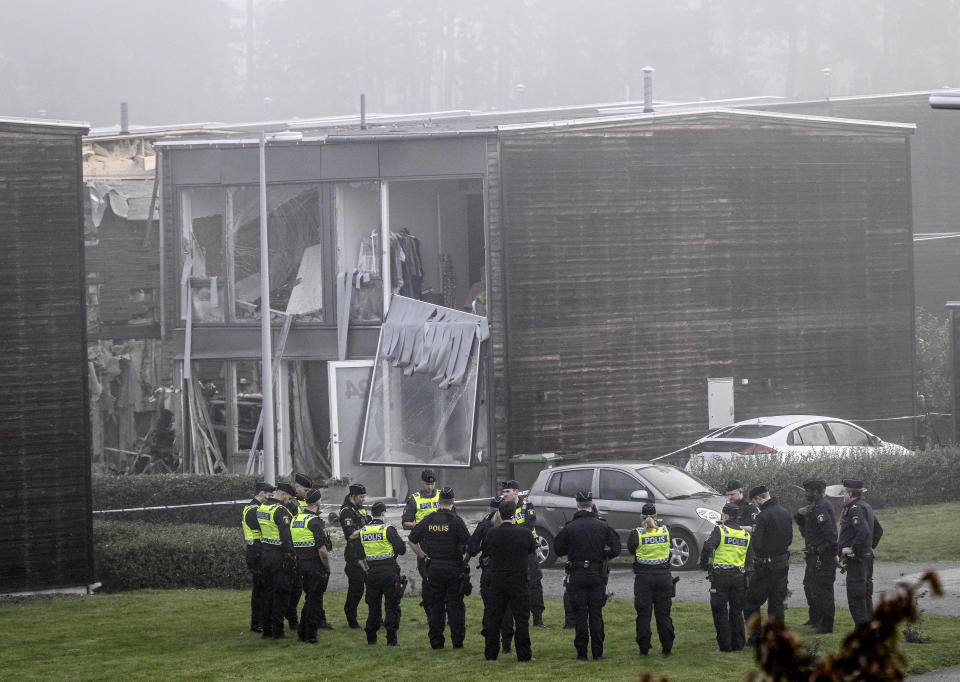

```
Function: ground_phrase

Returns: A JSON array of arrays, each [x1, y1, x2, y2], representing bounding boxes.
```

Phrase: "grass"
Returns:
[[871, 501, 960, 563], [1, 589, 958, 681]]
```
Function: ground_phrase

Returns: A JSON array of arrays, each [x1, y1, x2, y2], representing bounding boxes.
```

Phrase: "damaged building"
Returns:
[[149, 106, 916, 499]]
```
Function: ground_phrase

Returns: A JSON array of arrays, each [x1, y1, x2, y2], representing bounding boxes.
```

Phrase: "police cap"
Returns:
[[801, 478, 826, 492], [421, 469, 437, 483], [500, 480, 521, 491], [255, 481, 275, 493], [641, 502, 657, 516], [575, 490, 593, 503], [748, 485, 768, 500], [489, 496, 502, 509], [304, 488, 323, 505], [371, 501, 387, 516], [276, 482, 296, 496], [439, 486, 455, 500], [722, 502, 740, 518], [349, 483, 367, 496], [294, 473, 313, 488], [842, 479, 865, 490], [725, 479, 744, 492]]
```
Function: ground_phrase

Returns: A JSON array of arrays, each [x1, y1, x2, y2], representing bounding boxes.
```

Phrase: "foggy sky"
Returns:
[[2, 0, 960, 128]]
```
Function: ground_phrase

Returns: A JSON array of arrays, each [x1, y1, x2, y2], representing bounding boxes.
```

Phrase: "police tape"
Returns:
[[92, 493, 514, 515]]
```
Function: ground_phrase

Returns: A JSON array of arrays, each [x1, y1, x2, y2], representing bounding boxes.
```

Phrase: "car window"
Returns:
[[547, 469, 594, 498], [826, 422, 870, 446], [789, 423, 830, 446], [598, 469, 645, 501], [721, 424, 782, 438], [634, 465, 717, 499]]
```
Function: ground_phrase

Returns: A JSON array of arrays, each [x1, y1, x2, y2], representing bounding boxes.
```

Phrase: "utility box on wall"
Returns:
[[708, 378, 735, 430]]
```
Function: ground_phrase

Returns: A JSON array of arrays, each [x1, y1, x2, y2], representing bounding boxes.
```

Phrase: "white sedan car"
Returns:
[[684, 414, 910, 470]]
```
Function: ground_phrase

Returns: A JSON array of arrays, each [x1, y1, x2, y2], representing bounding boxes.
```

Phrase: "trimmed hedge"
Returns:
[[93, 474, 259, 526], [94, 519, 248, 591], [691, 446, 960, 511]]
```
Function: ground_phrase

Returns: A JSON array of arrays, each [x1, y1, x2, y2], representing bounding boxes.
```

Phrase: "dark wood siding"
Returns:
[[498, 114, 914, 459], [0, 121, 93, 591]]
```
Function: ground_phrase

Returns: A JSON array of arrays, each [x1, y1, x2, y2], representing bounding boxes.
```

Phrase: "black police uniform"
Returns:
[[795, 496, 838, 632], [467, 503, 515, 653], [362, 520, 407, 645], [700, 518, 750, 652], [256, 500, 294, 638], [242, 499, 266, 632], [285, 496, 304, 629], [295, 512, 333, 643], [515, 497, 545, 626], [838, 494, 883, 628], [734, 498, 760, 528], [480, 520, 536, 661], [408, 505, 471, 649], [339, 496, 369, 627], [744, 496, 793, 641], [554, 508, 622, 660]]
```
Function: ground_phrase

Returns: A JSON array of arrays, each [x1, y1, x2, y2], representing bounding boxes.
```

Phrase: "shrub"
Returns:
[[691, 447, 960, 510], [94, 519, 248, 591], [93, 474, 260, 526]]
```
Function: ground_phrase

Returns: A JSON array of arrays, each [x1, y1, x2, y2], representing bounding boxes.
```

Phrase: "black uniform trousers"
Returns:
[[364, 564, 402, 643], [260, 549, 292, 637], [709, 570, 747, 652], [479, 569, 514, 649], [245, 545, 265, 630], [287, 555, 302, 625], [424, 560, 466, 649], [296, 557, 329, 640], [344, 559, 366, 621], [745, 560, 789, 640], [569, 569, 607, 659], [528, 554, 545, 621], [484, 574, 531, 661], [633, 568, 675, 654], [845, 553, 875, 628], [803, 552, 836, 631]]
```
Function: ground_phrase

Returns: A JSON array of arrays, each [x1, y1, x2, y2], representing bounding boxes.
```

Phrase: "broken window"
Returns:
[[359, 297, 488, 468], [180, 188, 226, 323], [335, 182, 382, 323]]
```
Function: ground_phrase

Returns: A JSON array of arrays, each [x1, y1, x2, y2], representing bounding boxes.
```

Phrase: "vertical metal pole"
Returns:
[[259, 133, 276, 485]]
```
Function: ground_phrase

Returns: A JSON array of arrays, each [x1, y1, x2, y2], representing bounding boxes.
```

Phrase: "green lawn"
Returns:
[[1, 589, 957, 681], [872, 501, 960, 563]]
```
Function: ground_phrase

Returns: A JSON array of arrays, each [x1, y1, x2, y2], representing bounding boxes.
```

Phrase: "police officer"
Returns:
[[628, 502, 675, 656], [467, 496, 515, 655], [501, 480, 546, 627], [837, 478, 883, 629], [360, 501, 407, 646], [409, 486, 470, 649], [744, 485, 793, 644], [287, 473, 313, 630], [293, 473, 313, 511], [291, 488, 333, 643], [700, 502, 751, 652], [794, 477, 838, 633], [339, 482, 369, 629], [256, 482, 296, 639], [402, 468, 440, 615], [554, 490, 621, 661], [480, 498, 536, 662], [725, 480, 759, 531], [242, 481, 274, 633]]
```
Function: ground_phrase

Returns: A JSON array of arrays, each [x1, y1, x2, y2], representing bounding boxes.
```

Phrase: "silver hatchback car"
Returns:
[[527, 462, 725, 570]]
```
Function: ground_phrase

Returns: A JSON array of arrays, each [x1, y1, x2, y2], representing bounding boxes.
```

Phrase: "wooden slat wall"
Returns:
[[0, 125, 93, 591], [498, 115, 915, 460]]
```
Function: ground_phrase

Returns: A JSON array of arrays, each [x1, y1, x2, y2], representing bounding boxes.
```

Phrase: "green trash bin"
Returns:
[[509, 452, 563, 491]]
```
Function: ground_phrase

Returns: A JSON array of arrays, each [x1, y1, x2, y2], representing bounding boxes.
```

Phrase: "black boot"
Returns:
[[347, 617, 361, 629]]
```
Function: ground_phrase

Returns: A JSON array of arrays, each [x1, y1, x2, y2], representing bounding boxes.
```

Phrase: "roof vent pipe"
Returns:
[[120, 101, 129, 134], [642, 66, 655, 113], [360, 93, 366, 129]]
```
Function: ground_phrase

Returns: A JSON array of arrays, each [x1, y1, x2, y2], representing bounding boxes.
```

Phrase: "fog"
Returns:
[[3, 0, 960, 127]]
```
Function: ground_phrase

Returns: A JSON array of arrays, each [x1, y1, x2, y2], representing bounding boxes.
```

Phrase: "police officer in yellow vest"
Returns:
[[256, 482, 296, 639], [291, 488, 333, 643], [242, 481, 275, 633], [339, 482, 369, 629], [501, 479, 546, 627], [402, 469, 440, 609], [700, 502, 752, 652], [627, 502, 675, 656], [361, 501, 407, 646]]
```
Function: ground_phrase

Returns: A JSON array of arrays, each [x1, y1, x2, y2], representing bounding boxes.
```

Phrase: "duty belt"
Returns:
[[568, 560, 601, 570], [758, 553, 789, 564]]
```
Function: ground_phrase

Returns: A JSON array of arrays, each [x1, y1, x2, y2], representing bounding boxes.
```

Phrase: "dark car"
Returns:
[[527, 462, 724, 570]]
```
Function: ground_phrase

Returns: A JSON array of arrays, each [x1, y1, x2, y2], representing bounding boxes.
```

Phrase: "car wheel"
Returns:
[[534, 528, 556, 567], [668, 529, 699, 571]]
